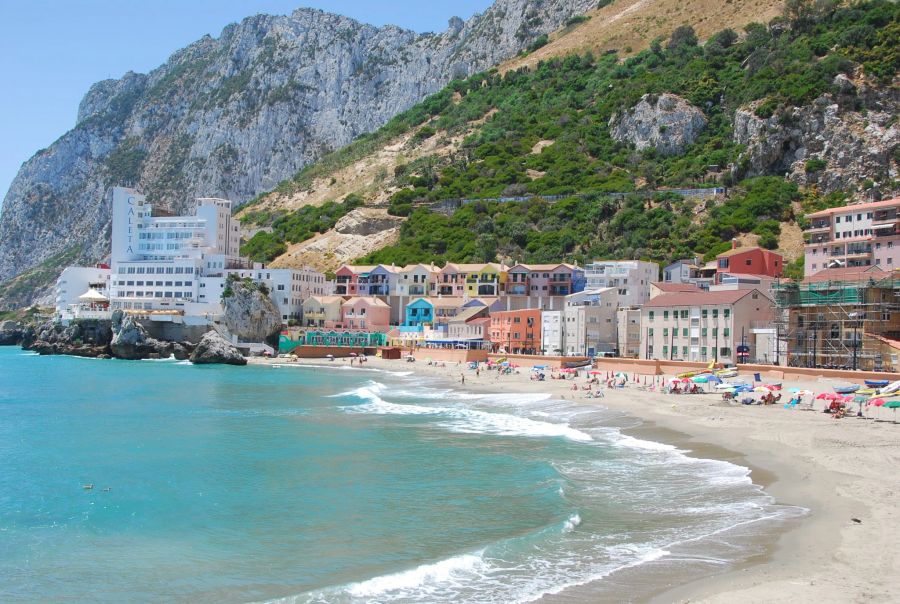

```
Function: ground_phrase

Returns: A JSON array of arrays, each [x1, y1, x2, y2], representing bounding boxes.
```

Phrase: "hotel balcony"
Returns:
[[407, 285, 427, 296], [438, 285, 455, 295], [549, 285, 571, 296], [367, 285, 389, 296], [507, 284, 529, 295], [872, 211, 898, 225]]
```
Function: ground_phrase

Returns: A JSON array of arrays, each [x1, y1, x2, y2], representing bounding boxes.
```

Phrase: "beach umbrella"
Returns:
[[753, 386, 771, 393], [706, 375, 722, 384], [881, 399, 900, 422], [692, 375, 709, 383], [589, 370, 601, 375]]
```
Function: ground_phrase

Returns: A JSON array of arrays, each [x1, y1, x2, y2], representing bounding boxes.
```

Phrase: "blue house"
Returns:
[[403, 298, 434, 328]]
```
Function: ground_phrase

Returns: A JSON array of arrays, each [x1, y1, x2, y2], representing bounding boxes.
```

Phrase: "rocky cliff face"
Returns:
[[609, 93, 707, 157], [0, 0, 596, 290], [734, 75, 898, 198], [223, 279, 282, 344]]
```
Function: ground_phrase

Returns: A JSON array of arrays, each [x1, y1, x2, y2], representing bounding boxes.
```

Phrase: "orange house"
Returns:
[[489, 308, 542, 355]]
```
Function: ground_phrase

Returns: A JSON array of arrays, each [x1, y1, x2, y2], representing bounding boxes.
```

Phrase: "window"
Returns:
[[835, 216, 841, 223], [746, 259, 752, 266], [680, 310, 688, 319], [663, 311, 669, 319], [720, 347, 731, 357], [682, 328, 688, 337], [712, 328, 718, 337], [663, 328, 669, 337], [682, 346, 688, 356], [712, 309, 719, 318], [663, 345, 668, 356], [648, 328, 654, 337], [702, 309, 708, 318], [649, 311, 655, 320], [724, 309, 731, 318], [702, 328, 707, 336], [723, 328, 730, 337]]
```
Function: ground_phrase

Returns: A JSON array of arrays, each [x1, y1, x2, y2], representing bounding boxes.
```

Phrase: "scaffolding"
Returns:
[[773, 271, 900, 370]]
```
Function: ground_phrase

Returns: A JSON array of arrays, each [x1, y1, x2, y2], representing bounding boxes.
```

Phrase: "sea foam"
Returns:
[[342, 384, 592, 442]]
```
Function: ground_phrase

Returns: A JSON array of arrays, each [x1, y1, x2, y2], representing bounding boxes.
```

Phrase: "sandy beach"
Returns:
[[250, 355, 900, 603]]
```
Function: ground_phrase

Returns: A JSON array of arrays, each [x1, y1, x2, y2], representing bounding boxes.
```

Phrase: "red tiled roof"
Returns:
[[644, 289, 767, 308], [652, 282, 701, 292], [802, 266, 892, 283], [806, 197, 900, 219]]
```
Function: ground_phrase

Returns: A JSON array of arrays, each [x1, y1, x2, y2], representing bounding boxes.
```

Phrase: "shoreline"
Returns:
[[253, 356, 900, 603]]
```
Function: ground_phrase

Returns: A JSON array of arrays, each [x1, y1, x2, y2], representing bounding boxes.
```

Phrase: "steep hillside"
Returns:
[[240, 0, 898, 275], [500, 0, 784, 72], [0, 0, 598, 294]]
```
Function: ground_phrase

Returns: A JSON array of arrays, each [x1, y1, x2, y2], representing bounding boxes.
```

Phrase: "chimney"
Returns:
[[731, 238, 738, 250]]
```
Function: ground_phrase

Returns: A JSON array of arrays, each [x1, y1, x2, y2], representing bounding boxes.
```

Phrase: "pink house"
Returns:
[[334, 265, 375, 296], [340, 297, 390, 331]]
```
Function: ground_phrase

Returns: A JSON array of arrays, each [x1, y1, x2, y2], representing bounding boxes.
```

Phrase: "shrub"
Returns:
[[805, 157, 827, 173]]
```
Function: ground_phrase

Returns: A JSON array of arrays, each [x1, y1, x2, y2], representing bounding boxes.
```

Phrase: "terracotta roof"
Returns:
[[806, 197, 900, 219], [444, 263, 504, 272], [652, 282, 701, 293], [343, 296, 389, 307], [716, 246, 782, 259], [644, 289, 768, 308], [306, 295, 345, 304], [509, 263, 578, 271], [802, 266, 892, 283], [339, 265, 376, 274]]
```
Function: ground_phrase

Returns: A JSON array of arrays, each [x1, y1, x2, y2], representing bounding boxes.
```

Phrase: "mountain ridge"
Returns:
[[0, 0, 598, 295]]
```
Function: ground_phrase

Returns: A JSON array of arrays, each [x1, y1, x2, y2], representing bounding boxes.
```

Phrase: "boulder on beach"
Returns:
[[189, 331, 247, 366]]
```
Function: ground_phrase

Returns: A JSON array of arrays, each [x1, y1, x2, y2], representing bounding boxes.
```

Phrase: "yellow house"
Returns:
[[456, 263, 507, 297]]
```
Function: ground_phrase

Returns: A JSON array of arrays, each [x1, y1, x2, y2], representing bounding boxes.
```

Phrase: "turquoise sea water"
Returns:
[[0, 348, 802, 603]]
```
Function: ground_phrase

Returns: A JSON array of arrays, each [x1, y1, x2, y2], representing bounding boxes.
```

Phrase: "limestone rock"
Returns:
[[334, 207, 404, 236], [109, 309, 170, 360], [24, 319, 112, 358], [0, 320, 24, 345], [609, 93, 707, 157], [190, 331, 247, 365], [733, 89, 899, 197], [223, 280, 283, 344], [0, 0, 598, 295]]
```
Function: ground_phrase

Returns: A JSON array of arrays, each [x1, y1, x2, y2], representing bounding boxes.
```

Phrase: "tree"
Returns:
[[667, 25, 698, 51]]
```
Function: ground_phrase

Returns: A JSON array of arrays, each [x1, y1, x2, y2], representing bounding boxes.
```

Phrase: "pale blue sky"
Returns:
[[0, 1, 492, 203]]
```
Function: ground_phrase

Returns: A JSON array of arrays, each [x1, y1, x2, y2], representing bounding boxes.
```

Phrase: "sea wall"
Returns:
[[591, 357, 900, 383]]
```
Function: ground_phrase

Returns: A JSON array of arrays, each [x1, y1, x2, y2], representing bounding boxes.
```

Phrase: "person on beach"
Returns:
[[460, 373, 465, 385]]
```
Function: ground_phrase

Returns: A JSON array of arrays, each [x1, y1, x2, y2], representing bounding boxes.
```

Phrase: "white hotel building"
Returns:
[[58, 187, 329, 324]]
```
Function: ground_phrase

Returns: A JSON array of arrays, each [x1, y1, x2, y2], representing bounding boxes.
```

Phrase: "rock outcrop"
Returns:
[[25, 319, 113, 358], [0, 320, 24, 345], [109, 310, 173, 360], [223, 279, 283, 344], [190, 331, 247, 365], [0, 0, 598, 294], [733, 80, 899, 197], [270, 207, 402, 273], [334, 207, 405, 236], [609, 93, 707, 156]]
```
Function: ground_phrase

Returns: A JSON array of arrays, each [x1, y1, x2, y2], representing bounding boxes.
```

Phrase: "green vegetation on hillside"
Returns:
[[240, 194, 364, 262], [360, 177, 799, 266], [245, 0, 897, 268]]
